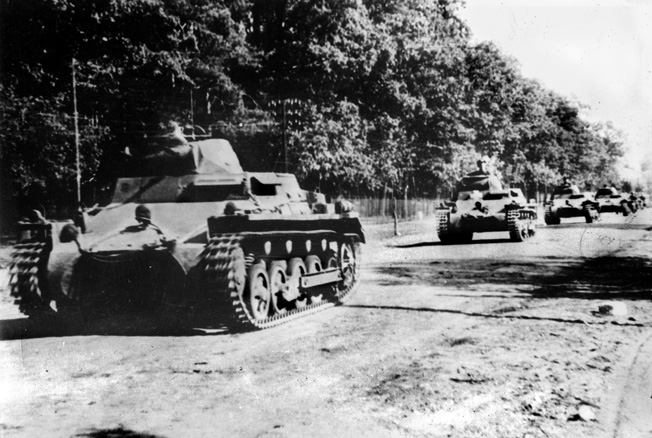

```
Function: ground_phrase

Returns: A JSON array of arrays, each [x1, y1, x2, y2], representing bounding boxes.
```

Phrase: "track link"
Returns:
[[8, 241, 50, 314]]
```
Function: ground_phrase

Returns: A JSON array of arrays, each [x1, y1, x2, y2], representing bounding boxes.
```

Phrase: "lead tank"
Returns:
[[9, 137, 364, 330]]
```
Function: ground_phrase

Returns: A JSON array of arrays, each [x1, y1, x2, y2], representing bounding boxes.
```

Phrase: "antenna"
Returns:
[[190, 88, 195, 139], [72, 58, 81, 205], [283, 100, 288, 173]]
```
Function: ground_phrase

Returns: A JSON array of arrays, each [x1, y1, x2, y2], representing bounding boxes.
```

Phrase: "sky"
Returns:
[[458, 0, 652, 178]]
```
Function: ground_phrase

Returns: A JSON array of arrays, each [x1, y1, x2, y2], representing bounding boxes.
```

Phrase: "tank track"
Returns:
[[543, 204, 559, 225], [8, 241, 50, 314], [583, 204, 600, 223], [621, 201, 632, 216], [437, 212, 451, 243], [437, 212, 473, 244], [507, 209, 535, 242], [201, 234, 360, 331]]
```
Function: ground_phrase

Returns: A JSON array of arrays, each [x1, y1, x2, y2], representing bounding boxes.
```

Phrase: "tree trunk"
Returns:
[[403, 183, 408, 219], [380, 183, 388, 217], [393, 196, 400, 236]]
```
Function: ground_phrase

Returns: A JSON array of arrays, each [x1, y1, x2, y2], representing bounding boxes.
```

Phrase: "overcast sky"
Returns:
[[458, 0, 652, 175]]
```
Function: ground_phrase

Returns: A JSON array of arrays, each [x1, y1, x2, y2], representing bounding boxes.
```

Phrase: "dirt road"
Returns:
[[1, 211, 651, 438]]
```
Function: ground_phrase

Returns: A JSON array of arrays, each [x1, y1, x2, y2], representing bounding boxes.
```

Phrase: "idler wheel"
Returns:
[[339, 243, 357, 296]]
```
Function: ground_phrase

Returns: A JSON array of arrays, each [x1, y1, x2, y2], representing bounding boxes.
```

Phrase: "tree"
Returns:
[[0, 85, 107, 216], [288, 100, 374, 195], [0, 0, 262, 216], [0, 0, 629, 221]]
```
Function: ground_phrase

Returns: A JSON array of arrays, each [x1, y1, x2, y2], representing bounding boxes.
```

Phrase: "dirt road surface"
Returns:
[[1, 210, 651, 438]]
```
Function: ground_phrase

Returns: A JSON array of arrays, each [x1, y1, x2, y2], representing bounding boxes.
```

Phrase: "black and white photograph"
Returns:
[[1, 0, 651, 437]]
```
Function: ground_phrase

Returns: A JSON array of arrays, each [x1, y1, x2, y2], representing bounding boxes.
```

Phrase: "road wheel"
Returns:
[[268, 261, 289, 315], [322, 252, 338, 271], [304, 255, 322, 273], [287, 258, 307, 309], [245, 261, 271, 321]]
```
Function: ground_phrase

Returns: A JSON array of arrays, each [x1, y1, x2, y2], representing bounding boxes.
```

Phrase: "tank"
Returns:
[[544, 185, 600, 225], [435, 172, 537, 243], [8, 137, 365, 330], [594, 187, 634, 216], [629, 192, 647, 211]]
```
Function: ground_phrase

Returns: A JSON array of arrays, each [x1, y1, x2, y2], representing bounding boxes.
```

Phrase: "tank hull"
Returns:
[[8, 138, 365, 331], [9, 211, 364, 330], [436, 189, 537, 244], [544, 194, 600, 225]]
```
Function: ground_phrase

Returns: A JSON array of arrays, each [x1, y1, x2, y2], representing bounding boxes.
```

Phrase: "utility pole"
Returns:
[[72, 58, 81, 205]]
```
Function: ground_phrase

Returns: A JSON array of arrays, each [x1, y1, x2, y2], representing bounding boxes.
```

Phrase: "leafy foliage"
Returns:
[[289, 100, 374, 194], [0, 0, 628, 220], [0, 85, 107, 215]]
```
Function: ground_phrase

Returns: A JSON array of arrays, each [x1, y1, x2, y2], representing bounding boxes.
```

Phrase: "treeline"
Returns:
[[0, 0, 628, 220]]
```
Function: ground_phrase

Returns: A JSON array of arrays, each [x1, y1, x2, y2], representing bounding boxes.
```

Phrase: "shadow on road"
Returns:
[[393, 238, 514, 248], [0, 310, 238, 340], [530, 256, 652, 300], [74, 426, 165, 438], [345, 303, 646, 327], [544, 223, 652, 231], [370, 255, 652, 300]]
